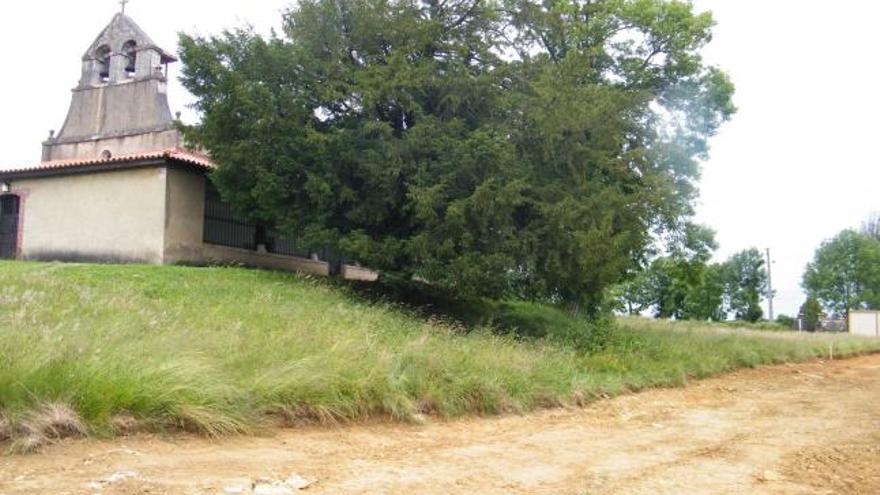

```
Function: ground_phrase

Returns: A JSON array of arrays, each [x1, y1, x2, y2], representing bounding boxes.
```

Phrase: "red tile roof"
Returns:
[[0, 148, 216, 176]]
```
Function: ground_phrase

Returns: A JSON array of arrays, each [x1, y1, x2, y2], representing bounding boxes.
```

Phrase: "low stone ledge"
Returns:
[[201, 244, 330, 277], [341, 264, 380, 282]]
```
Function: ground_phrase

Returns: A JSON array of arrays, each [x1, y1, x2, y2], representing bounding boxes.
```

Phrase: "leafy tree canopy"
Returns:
[[619, 223, 725, 320], [722, 247, 767, 322], [803, 229, 880, 316], [178, 0, 735, 313], [620, 239, 767, 323], [798, 295, 822, 332]]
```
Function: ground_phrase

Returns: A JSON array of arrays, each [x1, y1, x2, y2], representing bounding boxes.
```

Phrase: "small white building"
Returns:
[[849, 311, 880, 337], [0, 11, 375, 282]]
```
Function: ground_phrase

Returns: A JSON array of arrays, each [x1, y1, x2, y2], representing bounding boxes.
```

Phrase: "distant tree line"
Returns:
[[800, 213, 880, 320], [617, 212, 880, 327], [614, 224, 769, 322]]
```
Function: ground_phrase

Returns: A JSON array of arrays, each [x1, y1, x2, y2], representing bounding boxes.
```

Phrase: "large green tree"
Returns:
[[619, 230, 775, 323], [621, 224, 725, 320], [722, 248, 767, 322], [178, 0, 734, 312], [803, 230, 880, 315], [620, 243, 773, 323], [798, 295, 822, 331]]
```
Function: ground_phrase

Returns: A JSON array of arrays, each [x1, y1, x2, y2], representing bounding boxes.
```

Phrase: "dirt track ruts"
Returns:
[[3, 354, 880, 494]]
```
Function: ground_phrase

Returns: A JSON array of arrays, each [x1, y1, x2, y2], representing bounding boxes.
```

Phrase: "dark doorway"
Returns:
[[0, 195, 20, 259]]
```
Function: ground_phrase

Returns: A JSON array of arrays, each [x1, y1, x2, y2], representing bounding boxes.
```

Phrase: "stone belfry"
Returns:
[[42, 8, 181, 161]]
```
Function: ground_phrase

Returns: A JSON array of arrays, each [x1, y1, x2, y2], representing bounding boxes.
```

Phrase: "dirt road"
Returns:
[[3, 354, 880, 495]]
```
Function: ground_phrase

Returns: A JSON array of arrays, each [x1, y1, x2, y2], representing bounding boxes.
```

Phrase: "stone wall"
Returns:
[[5, 163, 340, 278]]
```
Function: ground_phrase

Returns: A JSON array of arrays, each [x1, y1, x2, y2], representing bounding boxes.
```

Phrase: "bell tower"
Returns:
[[42, 8, 181, 161]]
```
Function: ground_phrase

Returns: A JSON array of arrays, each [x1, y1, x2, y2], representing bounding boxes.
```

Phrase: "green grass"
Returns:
[[1, 261, 878, 443], [617, 315, 795, 333]]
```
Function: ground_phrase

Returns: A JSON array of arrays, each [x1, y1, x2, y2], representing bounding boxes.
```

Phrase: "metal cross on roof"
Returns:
[[120, 0, 129, 14]]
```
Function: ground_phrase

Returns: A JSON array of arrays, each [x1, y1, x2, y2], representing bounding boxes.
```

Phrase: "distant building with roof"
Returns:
[[0, 11, 374, 279]]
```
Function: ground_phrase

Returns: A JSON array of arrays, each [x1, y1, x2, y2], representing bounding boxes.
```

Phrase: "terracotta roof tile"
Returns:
[[0, 148, 216, 176]]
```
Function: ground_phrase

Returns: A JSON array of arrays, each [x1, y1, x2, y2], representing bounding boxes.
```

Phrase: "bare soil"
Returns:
[[3, 354, 880, 495]]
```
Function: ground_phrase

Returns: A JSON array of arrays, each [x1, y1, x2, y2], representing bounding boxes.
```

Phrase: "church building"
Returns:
[[0, 12, 373, 280]]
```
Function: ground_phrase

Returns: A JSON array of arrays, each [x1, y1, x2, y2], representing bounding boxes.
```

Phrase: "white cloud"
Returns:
[[691, 0, 880, 316]]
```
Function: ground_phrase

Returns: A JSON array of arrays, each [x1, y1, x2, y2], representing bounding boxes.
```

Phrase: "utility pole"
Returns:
[[766, 247, 774, 321]]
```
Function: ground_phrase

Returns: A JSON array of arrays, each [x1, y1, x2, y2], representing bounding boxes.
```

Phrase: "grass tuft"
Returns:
[[110, 413, 142, 435], [26, 403, 87, 439], [8, 403, 86, 454], [0, 415, 9, 442], [172, 405, 250, 437], [9, 435, 47, 455]]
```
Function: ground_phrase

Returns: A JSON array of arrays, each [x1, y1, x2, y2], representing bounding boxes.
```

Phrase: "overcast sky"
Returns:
[[2, 1, 878, 317]]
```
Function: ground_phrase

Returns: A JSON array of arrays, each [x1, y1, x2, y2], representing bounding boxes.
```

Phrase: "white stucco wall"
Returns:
[[5, 164, 332, 276], [163, 166, 206, 263], [849, 311, 880, 337], [10, 166, 168, 263]]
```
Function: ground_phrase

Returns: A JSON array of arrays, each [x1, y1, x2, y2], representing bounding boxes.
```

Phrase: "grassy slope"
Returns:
[[1, 261, 878, 439]]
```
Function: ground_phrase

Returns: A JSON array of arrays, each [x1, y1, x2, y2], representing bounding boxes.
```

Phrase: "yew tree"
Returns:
[[178, 0, 735, 313]]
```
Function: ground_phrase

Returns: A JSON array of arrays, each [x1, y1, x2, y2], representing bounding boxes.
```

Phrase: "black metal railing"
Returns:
[[203, 183, 309, 258], [0, 195, 20, 260]]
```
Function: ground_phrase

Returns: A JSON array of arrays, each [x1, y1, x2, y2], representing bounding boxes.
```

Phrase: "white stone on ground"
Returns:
[[285, 474, 313, 490], [239, 473, 315, 494], [252, 480, 295, 495]]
